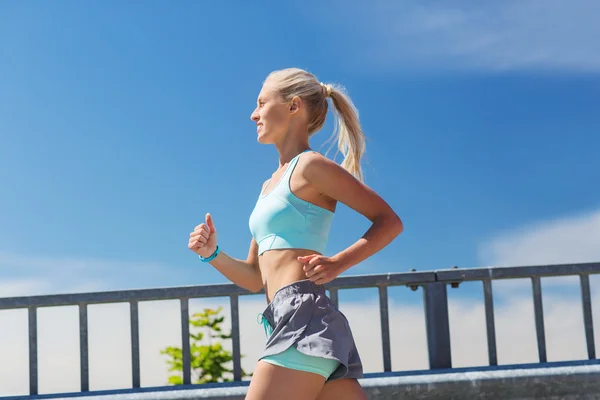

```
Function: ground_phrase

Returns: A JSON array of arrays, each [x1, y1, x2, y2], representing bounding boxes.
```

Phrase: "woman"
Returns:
[[188, 68, 403, 400]]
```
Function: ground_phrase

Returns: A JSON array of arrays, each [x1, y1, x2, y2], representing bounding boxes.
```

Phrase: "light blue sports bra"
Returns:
[[248, 150, 334, 256]]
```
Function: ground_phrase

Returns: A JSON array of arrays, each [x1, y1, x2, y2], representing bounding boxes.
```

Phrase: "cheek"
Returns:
[[266, 108, 288, 128]]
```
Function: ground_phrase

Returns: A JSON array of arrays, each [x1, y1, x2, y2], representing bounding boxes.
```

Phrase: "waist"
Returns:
[[259, 249, 321, 302]]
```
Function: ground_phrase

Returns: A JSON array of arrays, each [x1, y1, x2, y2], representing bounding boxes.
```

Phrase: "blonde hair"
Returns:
[[265, 68, 367, 182]]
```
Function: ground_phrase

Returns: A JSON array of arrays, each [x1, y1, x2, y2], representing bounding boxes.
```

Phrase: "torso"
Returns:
[[255, 151, 337, 302], [259, 248, 320, 302]]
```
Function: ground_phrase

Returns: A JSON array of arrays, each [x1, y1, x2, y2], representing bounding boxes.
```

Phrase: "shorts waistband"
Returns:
[[262, 279, 326, 324], [270, 279, 326, 301]]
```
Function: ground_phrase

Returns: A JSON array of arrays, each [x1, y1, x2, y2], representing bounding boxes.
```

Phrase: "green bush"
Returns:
[[161, 307, 251, 384]]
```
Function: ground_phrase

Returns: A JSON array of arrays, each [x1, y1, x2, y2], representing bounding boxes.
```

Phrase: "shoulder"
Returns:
[[297, 151, 399, 223], [298, 150, 352, 183], [297, 150, 364, 203], [298, 150, 343, 176]]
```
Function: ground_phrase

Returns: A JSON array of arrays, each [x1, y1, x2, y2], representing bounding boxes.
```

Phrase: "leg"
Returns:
[[246, 360, 326, 400], [316, 378, 368, 400]]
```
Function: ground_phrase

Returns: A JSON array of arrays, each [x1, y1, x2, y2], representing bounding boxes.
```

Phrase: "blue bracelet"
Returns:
[[199, 245, 220, 262]]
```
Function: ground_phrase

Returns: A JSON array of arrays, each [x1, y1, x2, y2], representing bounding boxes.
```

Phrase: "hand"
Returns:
[[297, 254, 345, 285], [188, 213, 219, 259]]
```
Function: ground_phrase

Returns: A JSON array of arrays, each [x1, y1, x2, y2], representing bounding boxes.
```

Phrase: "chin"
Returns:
[[256, 133, 273, 145]]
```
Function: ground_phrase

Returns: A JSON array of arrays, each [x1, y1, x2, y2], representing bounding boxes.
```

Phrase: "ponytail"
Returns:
[[322, 83, 366, 182]]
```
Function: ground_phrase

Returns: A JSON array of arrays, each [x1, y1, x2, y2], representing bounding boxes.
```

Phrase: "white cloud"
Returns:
[[0, 250, 167, 278], [1, 290, 596, 397], [475, 207, 600, 299], [0, 250, 173, 297], [317, 0, 600, 72], [0, 279, 52, 297], [478, 207, 600, 267]]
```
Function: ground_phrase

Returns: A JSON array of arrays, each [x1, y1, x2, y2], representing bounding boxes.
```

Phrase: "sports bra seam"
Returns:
[[300, 195, 335, 216], [263, 191, 308, 221], [257, 233, 275, 243], [262, 232, 325, 238], [258, 232, 327, 247]]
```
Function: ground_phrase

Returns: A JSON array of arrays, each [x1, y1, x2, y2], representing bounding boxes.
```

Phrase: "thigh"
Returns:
[[316, 378, 368, 400], [246, 360, 326, 400]]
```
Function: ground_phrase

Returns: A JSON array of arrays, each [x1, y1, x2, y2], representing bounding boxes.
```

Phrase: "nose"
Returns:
[[250, 108, 259, 122]]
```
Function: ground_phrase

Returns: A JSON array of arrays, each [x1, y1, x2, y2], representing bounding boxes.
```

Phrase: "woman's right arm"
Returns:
[[206, 239, 263, 293]]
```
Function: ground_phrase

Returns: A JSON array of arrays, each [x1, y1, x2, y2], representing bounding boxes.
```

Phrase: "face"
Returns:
[[250, 82, 294, 144]]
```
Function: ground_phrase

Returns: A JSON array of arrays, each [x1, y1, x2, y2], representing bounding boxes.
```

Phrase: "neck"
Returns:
[[273, 126, 311, 167], [274, 144, 310, 167]]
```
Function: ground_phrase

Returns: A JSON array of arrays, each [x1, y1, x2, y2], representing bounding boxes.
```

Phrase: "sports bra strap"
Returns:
[[282, 151, 303, 180]]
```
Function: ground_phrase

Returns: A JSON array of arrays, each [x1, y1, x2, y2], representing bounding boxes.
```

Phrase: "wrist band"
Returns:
[[198, 244, 220, 262]]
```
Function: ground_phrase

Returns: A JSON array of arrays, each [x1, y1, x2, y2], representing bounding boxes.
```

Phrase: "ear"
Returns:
[[289, 96, 302, 114]]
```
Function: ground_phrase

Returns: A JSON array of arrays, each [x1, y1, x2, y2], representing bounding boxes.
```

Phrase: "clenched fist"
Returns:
[[188, 213, 218, 258]]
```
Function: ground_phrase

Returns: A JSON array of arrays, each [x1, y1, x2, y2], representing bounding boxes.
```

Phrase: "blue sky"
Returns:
[[1, 0, 599, 300], [1, 2, 600, 394]]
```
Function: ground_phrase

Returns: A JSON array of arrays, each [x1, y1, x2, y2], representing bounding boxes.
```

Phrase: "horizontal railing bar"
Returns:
[[326, 272, 436, 290], [2, 263, 597, 311], [0, 272, 436, 310], [0, 283, 253, 310], [436, 262, 600, 282]]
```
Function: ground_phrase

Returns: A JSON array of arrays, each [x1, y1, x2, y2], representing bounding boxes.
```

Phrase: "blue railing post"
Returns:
[[423, 282, 452, 369]]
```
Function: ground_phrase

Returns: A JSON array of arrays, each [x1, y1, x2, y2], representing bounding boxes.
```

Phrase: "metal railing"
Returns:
[[0, 261, 598, 397]]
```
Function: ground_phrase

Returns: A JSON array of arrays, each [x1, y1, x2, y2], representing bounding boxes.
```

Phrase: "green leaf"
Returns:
[[160, 306, 252, 385], [168, 375, 183, 385]]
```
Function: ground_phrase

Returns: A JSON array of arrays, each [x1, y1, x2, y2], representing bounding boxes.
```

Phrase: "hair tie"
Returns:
[[320, 82, 333, 98]]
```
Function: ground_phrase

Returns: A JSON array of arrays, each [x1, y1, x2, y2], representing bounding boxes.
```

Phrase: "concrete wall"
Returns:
[[5, 361, 599, 400]]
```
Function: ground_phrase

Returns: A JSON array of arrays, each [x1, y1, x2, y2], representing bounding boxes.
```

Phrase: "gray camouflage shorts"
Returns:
[[257, 279, 364, 381]]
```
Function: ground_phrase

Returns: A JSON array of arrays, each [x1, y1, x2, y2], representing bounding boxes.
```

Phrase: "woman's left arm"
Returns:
[[297, 153, 404, 283]]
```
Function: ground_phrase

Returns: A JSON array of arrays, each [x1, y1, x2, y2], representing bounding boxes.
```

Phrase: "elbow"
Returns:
[[394, 216, 404, 237], [387, 211, 404, 237], [372, 210, 403, 239], [248, 281, 263, 293], [248, 272, 264, 293], [240, 281, 263, 293]]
